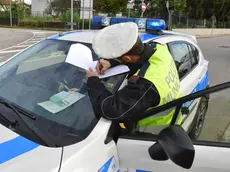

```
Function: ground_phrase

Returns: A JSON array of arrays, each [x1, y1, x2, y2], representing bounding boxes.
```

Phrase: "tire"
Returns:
[[189, 96, 209, 140]]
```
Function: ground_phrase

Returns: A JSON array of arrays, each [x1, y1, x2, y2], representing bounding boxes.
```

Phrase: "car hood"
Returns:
[[0, 124, 62, 172]]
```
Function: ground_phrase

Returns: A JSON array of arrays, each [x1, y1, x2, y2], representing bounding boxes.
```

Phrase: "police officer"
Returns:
[[86, 22, 182, 134]]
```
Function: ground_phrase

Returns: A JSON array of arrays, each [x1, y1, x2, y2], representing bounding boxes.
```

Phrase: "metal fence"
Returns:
[[1, 9, 230, 29], [170, 14, 230, 29]]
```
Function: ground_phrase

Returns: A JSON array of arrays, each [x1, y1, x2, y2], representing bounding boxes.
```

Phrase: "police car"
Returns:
[[0, 16, 224, 172]]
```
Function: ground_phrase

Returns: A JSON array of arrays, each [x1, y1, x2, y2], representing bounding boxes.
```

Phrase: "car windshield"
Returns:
[[0, 39, 127, 146]]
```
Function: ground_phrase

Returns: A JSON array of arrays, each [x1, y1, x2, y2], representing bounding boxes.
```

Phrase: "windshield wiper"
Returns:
[[0, 99, 36, 120], [0, 99, 57, 147]]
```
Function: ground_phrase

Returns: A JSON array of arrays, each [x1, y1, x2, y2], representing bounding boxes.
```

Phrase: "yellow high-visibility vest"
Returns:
[[136, 44, 182, 127]]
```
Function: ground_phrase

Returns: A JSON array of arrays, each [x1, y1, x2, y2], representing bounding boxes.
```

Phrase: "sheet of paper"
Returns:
[[65, 43, 130, 78], [38, 92, 85, 114], [65, 43, 93, 70], [92, 61, 129, 79]]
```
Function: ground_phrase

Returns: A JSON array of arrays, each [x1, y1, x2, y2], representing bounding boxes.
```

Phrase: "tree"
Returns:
[[94, 0, 127, 16], [168, 0, 187, 14], [0, 0, 26, 19], [132, 0, 186, 18], [46, 0, 80, 18], [201, 0, 230, 27]]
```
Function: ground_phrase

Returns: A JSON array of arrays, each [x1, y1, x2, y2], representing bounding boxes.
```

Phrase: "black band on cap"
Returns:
[[123, 37, 144, 56]]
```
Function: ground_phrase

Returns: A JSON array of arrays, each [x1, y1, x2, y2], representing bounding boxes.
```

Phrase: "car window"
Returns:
[[168, 42, 198, 79], [189, 44, 199, 65]]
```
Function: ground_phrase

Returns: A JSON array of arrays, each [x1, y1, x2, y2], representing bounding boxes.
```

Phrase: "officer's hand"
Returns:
[[86, 67, 98, 80], [96, 60, 111, 74]]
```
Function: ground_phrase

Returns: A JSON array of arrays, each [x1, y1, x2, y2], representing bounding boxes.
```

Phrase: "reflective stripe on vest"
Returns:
[[132, 44, 182, 127]]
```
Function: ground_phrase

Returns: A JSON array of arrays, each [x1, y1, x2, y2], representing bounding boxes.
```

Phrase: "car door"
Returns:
[[117, 133, 230, 172], [116, 84, 230, 172], [167, 41, 209, 132]]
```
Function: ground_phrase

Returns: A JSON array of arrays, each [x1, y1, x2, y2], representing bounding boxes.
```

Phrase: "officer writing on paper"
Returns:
[[86, 22, 182, 133]]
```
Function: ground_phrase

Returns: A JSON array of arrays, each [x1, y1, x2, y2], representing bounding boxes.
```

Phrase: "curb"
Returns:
[[196, 34, 230, 39]]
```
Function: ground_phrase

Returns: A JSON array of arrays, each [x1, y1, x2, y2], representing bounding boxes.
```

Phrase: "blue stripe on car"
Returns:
[[139, 34, 158, 42], [0, 136, 39, 164], [98, 156, 114, 172], [183, 71, 209, 108]]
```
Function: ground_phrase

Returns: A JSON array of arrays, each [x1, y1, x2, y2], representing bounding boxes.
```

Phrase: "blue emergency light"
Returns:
[[110, 17, 136, 25], [91, 16, 166, 32], [146, 19, 166, 31]]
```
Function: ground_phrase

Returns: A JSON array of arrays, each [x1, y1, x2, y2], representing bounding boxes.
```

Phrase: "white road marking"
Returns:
[[26, 40, 40, 43], [14, 45, 32, 48], [18, 44, 34, 47], [30, 38, 44, 41], [0, 31, 57, 60], [0, 49, 24, 54], [0, 32, 36, 51], [0, 31, 57, 52], [35, 35, 46, 37]]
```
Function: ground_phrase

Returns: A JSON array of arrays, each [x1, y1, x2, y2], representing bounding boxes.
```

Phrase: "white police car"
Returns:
[[0, 17, 219, 172]]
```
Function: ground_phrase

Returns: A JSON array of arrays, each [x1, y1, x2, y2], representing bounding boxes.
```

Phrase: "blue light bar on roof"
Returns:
[[91, 16, 167, 32], [91, 16, 104, 29], [110, 17, 136, 25], [146, 19, 166, 31], [135, 18, 147, 29], [101, 16, 111, 26]]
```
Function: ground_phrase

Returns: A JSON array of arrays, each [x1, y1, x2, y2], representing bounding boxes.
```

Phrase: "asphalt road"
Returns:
[[197, 36, 230, 142], [0, 28, 33, 50], [0, 27, 229, 143], [0, 28, 57, 61]]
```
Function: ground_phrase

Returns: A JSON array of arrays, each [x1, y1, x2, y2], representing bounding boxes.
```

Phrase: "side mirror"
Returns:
[[148, 125, 195, 169]]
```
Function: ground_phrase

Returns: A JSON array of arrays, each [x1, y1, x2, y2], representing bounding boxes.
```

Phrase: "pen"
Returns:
[[98, 58, 102, 72]]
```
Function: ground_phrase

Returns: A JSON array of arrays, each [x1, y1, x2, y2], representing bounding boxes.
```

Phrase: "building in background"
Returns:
[[80, 0, 93, 19], [31, 0, 47, 16], [0, 0, 10, 5], [31, 0, 93, 19], [0, 0, 11, 11], [0, 0, 30, 12]]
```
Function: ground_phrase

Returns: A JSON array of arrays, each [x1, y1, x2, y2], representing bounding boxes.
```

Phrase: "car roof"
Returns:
[[48, 29, 197, 45]]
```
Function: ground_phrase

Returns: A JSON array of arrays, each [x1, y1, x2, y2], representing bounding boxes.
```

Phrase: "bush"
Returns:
[[79, 19, 91, 29], [18, 13, 92, 30], [59, 10, 80, 23], [19, 20, 44, 27]]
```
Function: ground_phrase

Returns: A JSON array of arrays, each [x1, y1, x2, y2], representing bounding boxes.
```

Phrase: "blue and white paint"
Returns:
[[183, 71, 209, 108], [0, 136, 39, 164], [98, 156, 119, 172]]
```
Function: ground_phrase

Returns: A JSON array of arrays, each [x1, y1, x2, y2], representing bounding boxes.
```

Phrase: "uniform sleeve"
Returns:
[[87, 76, 160, 122], [107, 59, 121, 68]]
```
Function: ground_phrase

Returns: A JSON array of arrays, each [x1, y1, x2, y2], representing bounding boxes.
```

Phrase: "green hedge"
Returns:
[[19, 20, 44, 27], [19, 19, 91, 30]]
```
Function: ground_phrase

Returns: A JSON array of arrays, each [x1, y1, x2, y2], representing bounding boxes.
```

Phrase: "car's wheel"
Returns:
[[189, 96, 209, 140]]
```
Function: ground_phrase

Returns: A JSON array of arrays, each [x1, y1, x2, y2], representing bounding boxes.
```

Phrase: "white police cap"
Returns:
[[92, 22, 138, 59]]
